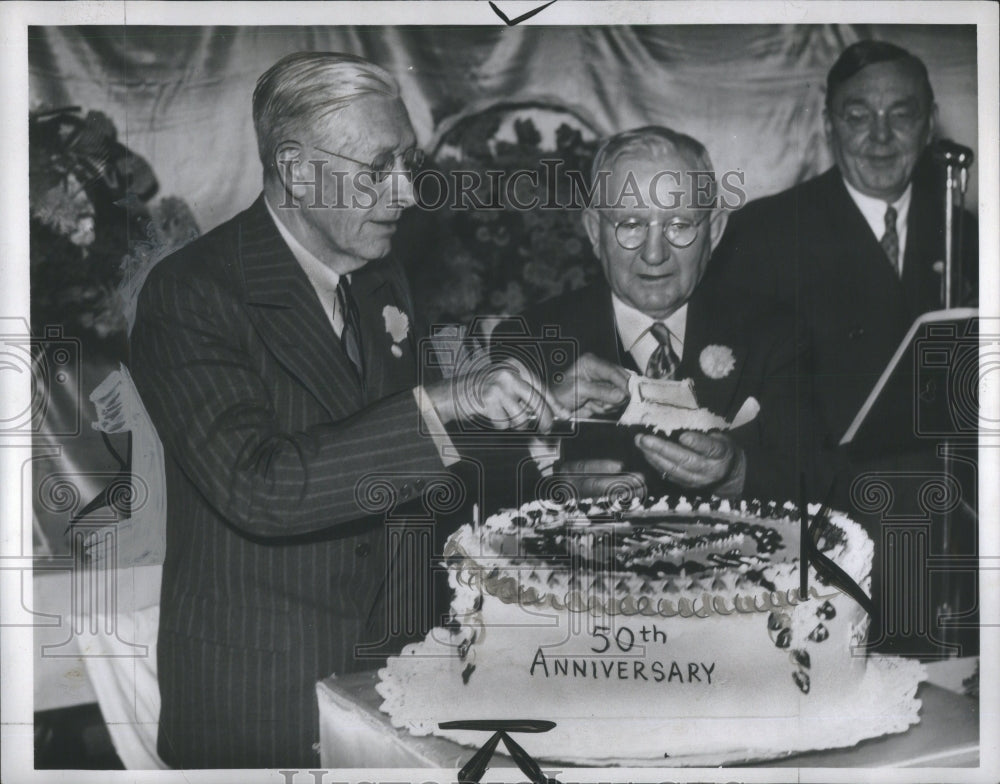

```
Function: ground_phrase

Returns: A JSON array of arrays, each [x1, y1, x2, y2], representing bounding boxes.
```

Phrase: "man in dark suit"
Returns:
[[712, 40, 978, 448], [130, 52, 567, 768], [711, 40, 979, 656], [502, 126, 812, 503]]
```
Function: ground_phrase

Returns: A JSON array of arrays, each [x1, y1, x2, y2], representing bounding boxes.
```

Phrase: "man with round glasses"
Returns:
[[605, 213, 705, 251], [130, 51, 570, 768], [502, 125, 811, 502]]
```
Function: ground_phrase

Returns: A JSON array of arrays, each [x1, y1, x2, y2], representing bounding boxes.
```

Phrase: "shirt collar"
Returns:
[[612, 293, 687, 356], [264, 195, 343, 295], [842, 177, 912, 235]]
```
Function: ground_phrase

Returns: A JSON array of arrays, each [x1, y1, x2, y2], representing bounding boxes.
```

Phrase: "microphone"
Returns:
[[931, 139, 975, 168]]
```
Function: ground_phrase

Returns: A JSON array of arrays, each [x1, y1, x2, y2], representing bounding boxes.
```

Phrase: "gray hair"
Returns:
[[252, 52, 400, 172], [590, 126, 717, 207]]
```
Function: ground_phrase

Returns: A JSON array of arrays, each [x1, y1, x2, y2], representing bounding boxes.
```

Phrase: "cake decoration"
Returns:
[[377, 494, 925, 765]]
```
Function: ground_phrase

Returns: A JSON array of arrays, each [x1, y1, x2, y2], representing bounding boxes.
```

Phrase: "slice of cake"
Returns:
[[617, 374, 732, 434]]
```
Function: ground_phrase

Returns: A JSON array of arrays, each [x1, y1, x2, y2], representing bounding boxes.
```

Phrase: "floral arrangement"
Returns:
[[29, 106, 199, 344], [30, 106, 201, 558], [400, 105, 602, 326]]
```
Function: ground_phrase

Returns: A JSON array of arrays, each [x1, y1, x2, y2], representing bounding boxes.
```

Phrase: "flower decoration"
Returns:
[[399, 106, 602, 325], [30, 105, 200, 343], [32, 173, 96, 246], [699, 344, 737, 379], [383, 305, 410, 357]]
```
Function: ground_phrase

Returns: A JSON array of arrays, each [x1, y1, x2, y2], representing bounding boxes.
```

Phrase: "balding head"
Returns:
[[590, 125, 718, 209]]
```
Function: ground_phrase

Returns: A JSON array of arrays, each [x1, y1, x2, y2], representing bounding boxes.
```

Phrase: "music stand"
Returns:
[[840, 308, 979, 656]]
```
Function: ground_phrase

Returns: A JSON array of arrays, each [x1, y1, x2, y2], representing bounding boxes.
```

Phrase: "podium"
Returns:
[[839, 309, 983, 658]]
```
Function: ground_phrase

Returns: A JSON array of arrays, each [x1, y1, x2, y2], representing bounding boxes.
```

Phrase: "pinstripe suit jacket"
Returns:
[[130, 195, 445, 766]]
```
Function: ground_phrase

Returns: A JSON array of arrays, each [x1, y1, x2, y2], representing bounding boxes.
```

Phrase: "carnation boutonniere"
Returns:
[[699, 344, 736, 379], [383, 305, 410, 358]]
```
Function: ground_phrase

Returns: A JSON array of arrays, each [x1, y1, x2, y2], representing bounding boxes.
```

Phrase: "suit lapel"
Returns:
[[901, 179, 946, 315], [824, 171, 908, 301], [824, 172, 894, 279], [237, 196, 364, 419], [351, 260, 419, 402], [578, 285, 637, 371], [680, 287, 748, 420]]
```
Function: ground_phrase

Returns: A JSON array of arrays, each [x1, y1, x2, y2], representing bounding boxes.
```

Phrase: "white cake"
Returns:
[[617, 374, 751, 433], [377, 495, 924, 765]]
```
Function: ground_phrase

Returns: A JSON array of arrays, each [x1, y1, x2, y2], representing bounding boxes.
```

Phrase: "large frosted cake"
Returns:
[[377, 495, 924, 765]]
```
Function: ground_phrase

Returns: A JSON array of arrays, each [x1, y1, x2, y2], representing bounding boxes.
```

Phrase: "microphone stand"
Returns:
[[931, 140, 974, 654], [933, 140, 974, 308]]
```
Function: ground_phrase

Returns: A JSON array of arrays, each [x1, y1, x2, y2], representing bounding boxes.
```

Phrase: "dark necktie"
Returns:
[[645, 322, 681, 379], [881, 204, 900, 276], [336, 276, 365, 383]]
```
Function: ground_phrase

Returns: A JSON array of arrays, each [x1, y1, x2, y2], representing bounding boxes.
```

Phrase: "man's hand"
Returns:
[[635, 431, 746, 497], [425, 360, 569, 432], [556, 459, 646, 500], [552, 353, 630, 418]]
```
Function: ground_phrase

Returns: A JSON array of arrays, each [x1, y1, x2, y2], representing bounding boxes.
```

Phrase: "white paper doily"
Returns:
[[377, 650, 926, 766]]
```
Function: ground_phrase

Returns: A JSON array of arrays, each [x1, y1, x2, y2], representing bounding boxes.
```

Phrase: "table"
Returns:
[[317, 660, 978, 768]]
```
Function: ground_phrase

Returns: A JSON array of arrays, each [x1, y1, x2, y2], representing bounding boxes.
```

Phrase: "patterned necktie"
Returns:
[[336, 276, 365, 383], [881, 204, 900, 276], [645, 322, 681, 379]]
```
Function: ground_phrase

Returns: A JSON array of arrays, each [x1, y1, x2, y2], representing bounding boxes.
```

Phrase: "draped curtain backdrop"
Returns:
[[24, 26, 980, 749], [27, 23, 978, 556], [30, 24, 978, 231]]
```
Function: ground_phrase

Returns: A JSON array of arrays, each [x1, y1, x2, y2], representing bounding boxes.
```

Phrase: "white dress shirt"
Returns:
[[612, 294, 687, 371], [842, 179, 912, 275]]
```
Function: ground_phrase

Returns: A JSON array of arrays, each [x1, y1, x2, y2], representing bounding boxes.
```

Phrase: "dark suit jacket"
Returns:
[[496, 276, 815, 503], [130, 196, 447, 767], [712, 161, 978, 446], [712, 164, 980, 655]]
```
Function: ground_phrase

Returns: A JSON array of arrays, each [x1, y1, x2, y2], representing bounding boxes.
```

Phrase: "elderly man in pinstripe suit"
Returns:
[[130, 52, 596, 768]]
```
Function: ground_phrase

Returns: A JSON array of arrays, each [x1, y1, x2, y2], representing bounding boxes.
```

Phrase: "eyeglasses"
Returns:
[[598, 213, 707, 250], [313, 145, 426, 183], [832, 105, 927, 135]]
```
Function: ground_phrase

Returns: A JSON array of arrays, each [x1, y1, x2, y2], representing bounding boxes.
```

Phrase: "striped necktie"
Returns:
[[645, 322, 681, 379], [880, 204, 900, 276], [336, 276, 365, 383]]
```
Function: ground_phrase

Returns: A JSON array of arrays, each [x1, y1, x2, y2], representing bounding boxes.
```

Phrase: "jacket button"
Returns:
[[848, 327, 865, 340], [355, 542, 371, 558]]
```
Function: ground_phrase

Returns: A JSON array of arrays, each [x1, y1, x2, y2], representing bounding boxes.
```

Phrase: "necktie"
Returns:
[[645, 322, 681, 379], [880, 204, 900, 276], [336, 276, 365, 383]]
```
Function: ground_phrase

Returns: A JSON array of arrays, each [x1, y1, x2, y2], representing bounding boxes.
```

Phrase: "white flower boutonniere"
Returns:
[[699, 344, 736, 379], [383, 305, 410, 358]]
